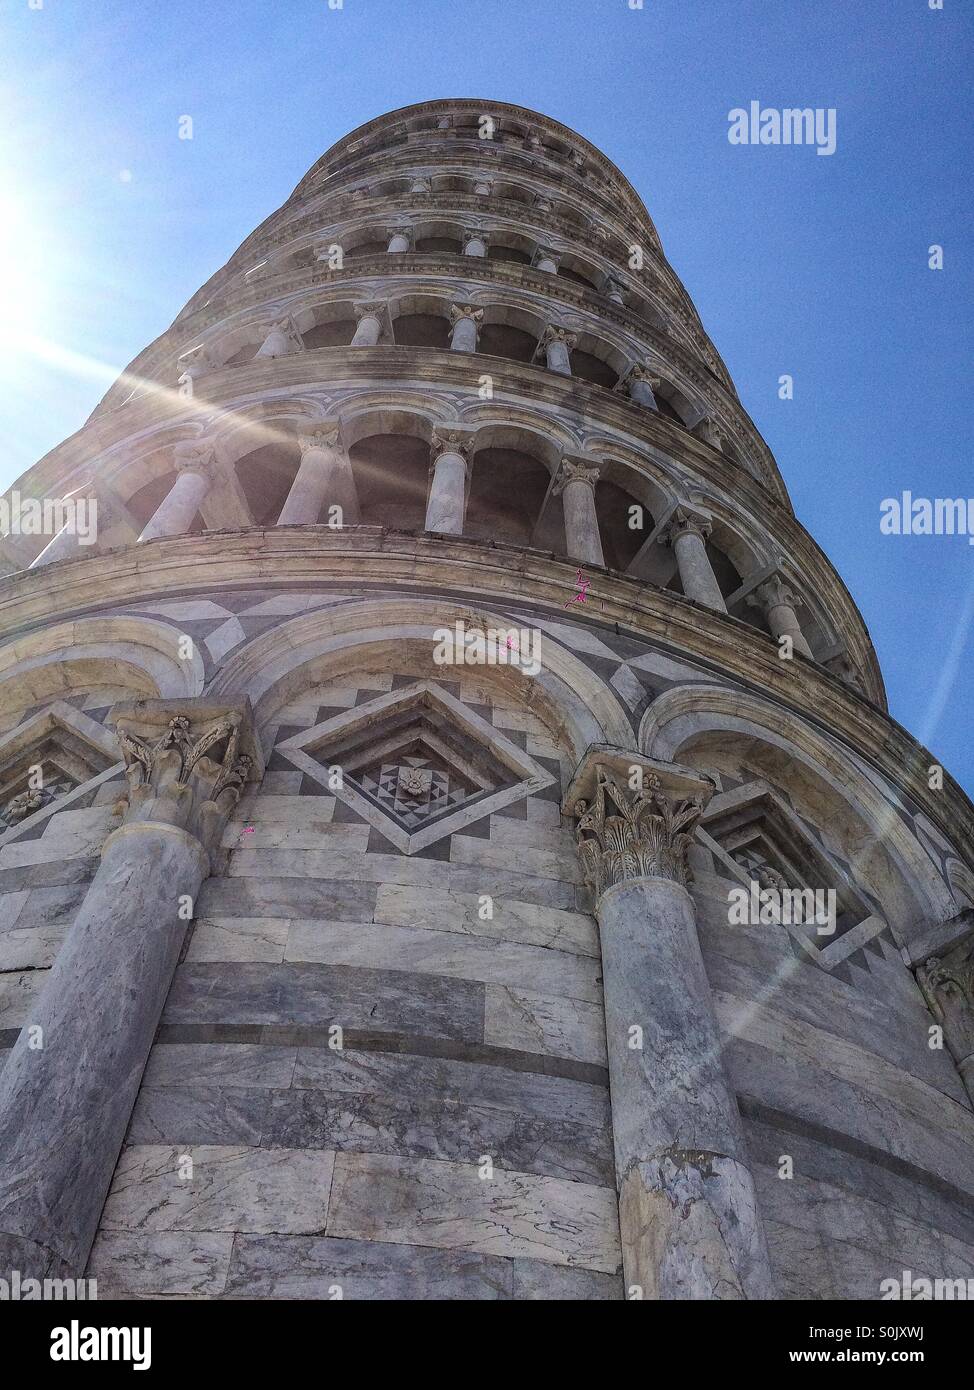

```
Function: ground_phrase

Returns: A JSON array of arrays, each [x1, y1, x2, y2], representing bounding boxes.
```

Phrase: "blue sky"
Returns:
[[1, 0, 971, 796]]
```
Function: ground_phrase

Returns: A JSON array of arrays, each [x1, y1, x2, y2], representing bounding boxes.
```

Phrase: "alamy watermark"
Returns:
[[0, 491, 98, 544], [728, 879, 837, 935], [728, 102, 837, 156], [0, 1269, 97, 1300], [881, 1269, 974, 1300], [881, 493, 974, 544], [432, 621, 541, 676]]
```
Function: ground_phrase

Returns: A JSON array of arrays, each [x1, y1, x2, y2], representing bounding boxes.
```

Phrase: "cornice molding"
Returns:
[[0, 529, 960, 849]]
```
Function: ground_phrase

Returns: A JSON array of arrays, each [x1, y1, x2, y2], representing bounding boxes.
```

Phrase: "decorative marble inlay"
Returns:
[[275, 680, 556, 853]]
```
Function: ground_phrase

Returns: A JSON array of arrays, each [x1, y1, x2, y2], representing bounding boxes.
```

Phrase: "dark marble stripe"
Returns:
[[153, 1023, 609, 1086]]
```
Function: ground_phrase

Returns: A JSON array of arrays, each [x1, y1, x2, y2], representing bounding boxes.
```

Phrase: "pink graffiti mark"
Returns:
[[506, 635, 518, 650], [564, 568, 591, 608]]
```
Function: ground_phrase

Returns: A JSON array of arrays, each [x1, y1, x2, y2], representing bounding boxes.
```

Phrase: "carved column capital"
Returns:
[[748, 576, 803, 614], [297, 424, 343, 456], [430, 426, 476, 462], [539, 324, 577, 351], [660, 505, 712, 546], [449, 303, 484, 325], [353, 300, 385, 322], [462, 228, 491, 251], [172, 438, 218, 475], [532, 245, 563, 271], [565, 748, 714, 903], [695, 417, 726, 450], [917, 943, 974, 1079], [109, 699, 261, 856], [553, 456, 600, 495]]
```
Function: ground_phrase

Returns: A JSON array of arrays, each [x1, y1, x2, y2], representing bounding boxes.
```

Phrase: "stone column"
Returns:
[[350, 301, 386, 347], [0, 700, 259, 1279], [176, 344, 215, 395], [410, 176, 431, 194], [533, 194, 553, 213], [917, 942, 974, 1103], [616, 364, 661, 411], [255, 317, 299, 359], [29, 489, 103, 569], [462, 229, 489, 258], [474, 176, 493, 196], [532, 245, 561, 274], [566, 749, 774, 1300], [449, 304, 483, 354], [659, 508, 726, 613], [425, 428, 473, 535], [603, 276, 627, 306], [279, 425, 360, 526], [747, 577, 814, 659], [554, 457, 604, 567], [138, 440, 215, 543], [387, 227, 412, 253], [537, 325, 577, 376]]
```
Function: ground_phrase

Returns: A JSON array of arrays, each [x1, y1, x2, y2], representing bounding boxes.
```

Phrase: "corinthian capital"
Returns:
[[565, 749, 714, 903], [574, 769, 706, 899], [430, 426, 476, 461], [298, 424, 343, 456], [660, 506, 712, 546], [539, 324, 578, 351], [449, 303, 484, 325], [553, 456, 600, 495], [749, 576, 802, 613], [109, 699, 261, 854], [173, 438, 218, 475], [917, 944, 974, 1089]]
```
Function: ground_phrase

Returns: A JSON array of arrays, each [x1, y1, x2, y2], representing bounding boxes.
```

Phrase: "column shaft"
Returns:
[[351, 314, 382, 346], [672, 529, 726, 612], [597, 875, 773, 1299], [766, 601, 813, 658], [0, 823, 207, 1277], [279, 440, 360, 526], [562, 480, 604, 567], [138, 468, 209, 542], [425, 451, 467, 534]]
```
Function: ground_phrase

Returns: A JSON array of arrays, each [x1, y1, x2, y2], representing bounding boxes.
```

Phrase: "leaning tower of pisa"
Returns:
[[0, 100, 971, 1301]]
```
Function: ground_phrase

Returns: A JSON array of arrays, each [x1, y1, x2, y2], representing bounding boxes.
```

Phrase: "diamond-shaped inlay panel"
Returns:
[[275, 681, 555, 853]]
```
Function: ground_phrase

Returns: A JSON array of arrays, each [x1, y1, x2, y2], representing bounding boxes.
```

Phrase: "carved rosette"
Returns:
[[113, 709, 255, 853], [1, 781, 73, 829], [573, 767, 706, 901], [917, 947, 974, 1085]]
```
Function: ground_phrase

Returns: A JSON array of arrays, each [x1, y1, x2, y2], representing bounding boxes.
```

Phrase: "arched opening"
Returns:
[[596, 479, 654, 572], [393, 313, 451, 350], [558, 264, 597, 290], [465, 446, 550, 546], [350, 433, 430, 530], [488, 243, 531, 266], [346, 238, 388, 259], [415, 235, 462, 254], [234, 441, 301, 525], [478, 322, 537, 362], [570, 349, 618, 389], [301, 319, 357, 350], [223, 342, 259, 368]]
